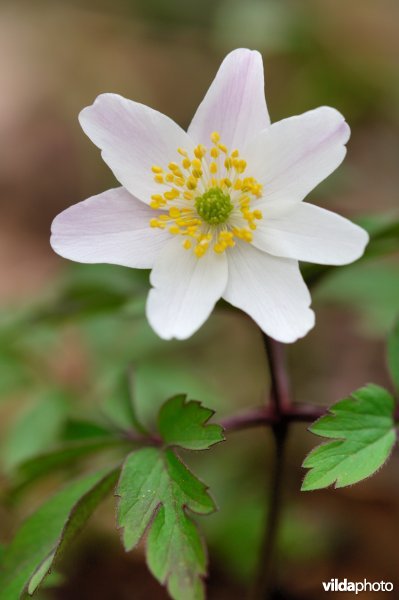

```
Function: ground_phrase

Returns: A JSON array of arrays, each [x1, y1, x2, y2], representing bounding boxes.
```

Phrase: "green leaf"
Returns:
[[302, 384, 396, 491], [13, 438, 123, 490], [61, 419, 113, 441], [388, 319, 399, 393], [0, 468, 119, 598], [2, 390, 69, 472], [117, 447, 216, 600], [158, 395, 224, 450]]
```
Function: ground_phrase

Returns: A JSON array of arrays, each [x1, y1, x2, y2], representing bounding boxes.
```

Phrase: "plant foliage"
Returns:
[[302, 384, 396, 490]]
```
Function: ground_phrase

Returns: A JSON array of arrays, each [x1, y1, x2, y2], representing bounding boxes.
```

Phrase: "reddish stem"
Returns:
[[220, 404, 326, 433]]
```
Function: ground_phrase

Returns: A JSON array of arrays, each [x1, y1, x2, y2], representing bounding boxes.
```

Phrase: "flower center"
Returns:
[[149, 132, 264, 258], [195, 187, 233, 225]]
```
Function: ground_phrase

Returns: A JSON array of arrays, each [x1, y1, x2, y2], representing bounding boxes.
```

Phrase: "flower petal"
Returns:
[[252, 203, 369, 265], [244, 107, 350, 212], [188, 49, 270, 150], [79, 93, 195, 204], [223, 243, 315, 343], [146, 238, 228, 339], [51, 187, 170, 268]]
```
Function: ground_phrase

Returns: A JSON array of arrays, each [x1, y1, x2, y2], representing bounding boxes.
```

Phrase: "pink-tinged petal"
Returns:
[[188, 49, 270, 150], [51, 187, 170, 268], [223, 243, 315, 343], [146, 238, 228, 340], [252, 203, 369, 265], [79, 94, 195, 205], [244, 107, 350, 212]]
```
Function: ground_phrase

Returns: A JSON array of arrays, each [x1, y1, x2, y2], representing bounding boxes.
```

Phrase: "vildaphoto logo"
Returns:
[[322, 579, 394, 594]]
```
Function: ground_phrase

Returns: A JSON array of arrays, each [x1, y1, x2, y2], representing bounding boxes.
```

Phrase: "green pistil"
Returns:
[[195, 187, 233, 225]]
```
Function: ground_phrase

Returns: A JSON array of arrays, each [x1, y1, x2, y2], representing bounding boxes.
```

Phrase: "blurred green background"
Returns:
[[0, 0, 398, 598]]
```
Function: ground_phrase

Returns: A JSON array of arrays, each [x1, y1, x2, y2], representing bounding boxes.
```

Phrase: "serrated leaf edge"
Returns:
[[157, 395, 225, 451], [302, 385, 396, 491], [307, 384, 394, 439], [115, 448, 217, 600], [302, 429, 396, 491]]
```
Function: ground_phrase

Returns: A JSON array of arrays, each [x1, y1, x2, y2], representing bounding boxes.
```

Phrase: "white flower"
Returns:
[[51, 49, 368, 343]]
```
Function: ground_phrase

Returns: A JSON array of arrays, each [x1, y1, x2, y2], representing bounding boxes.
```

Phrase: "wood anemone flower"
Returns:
[[51, 49, 368, 342]]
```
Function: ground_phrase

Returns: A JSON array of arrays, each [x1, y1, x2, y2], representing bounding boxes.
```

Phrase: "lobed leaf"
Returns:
[[302, 384, 396, 490], [117, 447, 216, 600], [0, 468, 119, 598], [158, 395, 224, 450]]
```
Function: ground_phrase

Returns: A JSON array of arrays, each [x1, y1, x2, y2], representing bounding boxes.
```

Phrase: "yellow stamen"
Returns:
[[195, 245, 207, 258], [194, 145, 206, 159], [169, 207, 181, 218], [192, 158, 202, 170], [186, 176, 198, 190], [164, 189, 180, 200], [148, 131, 264, 258]]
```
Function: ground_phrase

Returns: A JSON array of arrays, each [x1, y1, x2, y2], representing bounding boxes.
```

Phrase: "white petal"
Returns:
[[146, 238, 228, 340], [252, 203, 369, 265], [223, 243, 315, 343], [188, 49, 270, 150], [79, 93, 195, 205], [51, 187, 170, 268], [244, 107, 350, 212]]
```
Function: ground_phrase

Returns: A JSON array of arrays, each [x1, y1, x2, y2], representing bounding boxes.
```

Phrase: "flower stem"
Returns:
[[220, 404, 325, 432], [250, 334, 291, 599], [251, 420, 288, 599], [262, 334, 291, 415]]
